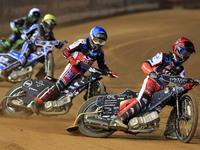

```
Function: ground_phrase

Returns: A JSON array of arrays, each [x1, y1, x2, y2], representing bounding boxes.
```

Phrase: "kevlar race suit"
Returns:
[[34, 38, 113, 104], [3, 23, 61, 74], [2, 17, 36, 50], [117, 52, 194, 120]]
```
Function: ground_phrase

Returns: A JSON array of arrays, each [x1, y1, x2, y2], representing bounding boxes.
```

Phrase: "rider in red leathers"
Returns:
[[27, 26, 118, 113], [110, 37, 195, 139]]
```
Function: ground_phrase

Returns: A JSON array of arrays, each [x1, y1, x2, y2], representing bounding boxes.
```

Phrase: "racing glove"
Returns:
[[12, 27, 18, 33], [21, 34, 28, 40], [194, 79, 200, 84], [57, 40, 68, 49], [109, 71, 118, 78], [68, 56, 79, 66], [149, 72, 159, 79]]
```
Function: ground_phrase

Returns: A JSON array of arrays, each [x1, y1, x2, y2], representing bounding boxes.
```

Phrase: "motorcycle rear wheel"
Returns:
[[2, 83, 33, 117], [175, 94, 198, 143], [77, 96, 115, 137]]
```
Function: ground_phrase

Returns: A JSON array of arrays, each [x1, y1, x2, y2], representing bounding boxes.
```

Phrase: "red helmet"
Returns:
[[173, 37, 195, 63]]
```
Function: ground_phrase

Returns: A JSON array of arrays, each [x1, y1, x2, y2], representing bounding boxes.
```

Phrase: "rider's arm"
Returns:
[[141, 62, 154, 75], [62, 41, 80, 65], [22, 24, 39, 40], [10, 17, 25, 32], [62, 41, 80, 59], [141, 52, 163, 75], [96, 49, 110, 72], [178, 69, 195, 90], [96, 50, 118, 78]]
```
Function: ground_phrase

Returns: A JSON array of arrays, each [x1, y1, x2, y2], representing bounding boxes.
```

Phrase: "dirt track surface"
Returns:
[[0, 8, 200, 150]]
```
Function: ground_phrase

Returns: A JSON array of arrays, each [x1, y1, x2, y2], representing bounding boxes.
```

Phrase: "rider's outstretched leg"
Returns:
[[163, 108, 177, 140]]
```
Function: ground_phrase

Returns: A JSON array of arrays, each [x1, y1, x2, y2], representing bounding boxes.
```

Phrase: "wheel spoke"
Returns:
[[175, 94, 198, 143]]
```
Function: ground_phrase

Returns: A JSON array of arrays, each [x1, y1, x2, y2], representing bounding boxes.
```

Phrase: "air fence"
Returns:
[[0, 0, 160, 35]]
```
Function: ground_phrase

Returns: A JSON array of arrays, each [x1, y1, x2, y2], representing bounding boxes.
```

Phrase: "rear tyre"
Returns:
[[2, 83, 33, 117], [175, 94, 198, 143], [77, 96, 115, 137]]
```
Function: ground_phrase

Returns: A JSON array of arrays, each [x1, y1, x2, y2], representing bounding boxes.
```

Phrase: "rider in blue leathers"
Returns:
[[0, 14, 63, 80]]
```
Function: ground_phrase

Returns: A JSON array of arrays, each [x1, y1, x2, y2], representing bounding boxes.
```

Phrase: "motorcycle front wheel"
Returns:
[[2, 83, 33, 117], [84, 81, 107, 100], [46, 53, 54, 77], [77, 96, 115, 138], [175, 93, 198, 143]]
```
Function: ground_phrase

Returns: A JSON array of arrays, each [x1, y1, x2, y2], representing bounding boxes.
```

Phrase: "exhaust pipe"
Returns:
[[85, 117, 110, 130], [7, 100, 27, 110]]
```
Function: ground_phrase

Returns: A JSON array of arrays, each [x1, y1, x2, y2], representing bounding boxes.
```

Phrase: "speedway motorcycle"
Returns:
[[67, 75, 199, 143], [0, 40, 66, 83], [1, 63, 114, 117]]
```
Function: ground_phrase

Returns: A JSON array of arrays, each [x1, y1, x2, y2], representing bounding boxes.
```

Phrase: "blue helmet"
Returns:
[[88, 26, 108, 53]]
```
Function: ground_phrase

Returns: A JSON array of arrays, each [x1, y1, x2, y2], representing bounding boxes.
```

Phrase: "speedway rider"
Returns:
[[109, 37, 196, 139], [0, 14, 63, 80], [0, 8, 41, 52], [27, 26, 118, 114]]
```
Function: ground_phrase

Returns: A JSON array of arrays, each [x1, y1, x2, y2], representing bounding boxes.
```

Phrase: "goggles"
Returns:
[[177, 45, 191, 59], [45, 20, 56, 31], [91, 35, 106, 46], [32, 16, 40, 22]]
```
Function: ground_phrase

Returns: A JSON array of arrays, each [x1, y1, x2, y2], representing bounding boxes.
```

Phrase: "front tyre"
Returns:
[[77, 96, 115, 138], [175, 94, 198, 143], [46, 53, 54, 77], [84, 81, 107, 100], [2, 83, 33, 117]]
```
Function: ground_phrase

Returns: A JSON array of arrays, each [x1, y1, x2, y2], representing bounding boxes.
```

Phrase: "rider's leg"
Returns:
[[0, 42, 31, 79], [163, 107, 177, 139], [2, 33, 18, 51], [110, 77, 161, 130], [27, 64, 84, 113], [0, 58, 21, 80], [19, 42, 33, 66]]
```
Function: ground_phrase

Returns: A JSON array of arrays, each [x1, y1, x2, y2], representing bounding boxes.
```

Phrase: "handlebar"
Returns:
[[34, 40, 60, 47], [79, 62, 110, 76]]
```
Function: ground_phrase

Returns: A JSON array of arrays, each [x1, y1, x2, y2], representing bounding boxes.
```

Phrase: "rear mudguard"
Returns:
[[21, 77, 57, 105]]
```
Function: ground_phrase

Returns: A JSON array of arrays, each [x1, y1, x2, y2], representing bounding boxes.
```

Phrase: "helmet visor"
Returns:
[[92, 36, 106, 46], [32, 15, 40, 22], [45, 19, 56, 32], [178, 47, 191, 62]]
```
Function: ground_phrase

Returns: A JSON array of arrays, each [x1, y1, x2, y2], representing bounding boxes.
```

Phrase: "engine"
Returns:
[[9, 66, 33, 81], [128, 111, 160, 130], [44, 96, 72, 112]]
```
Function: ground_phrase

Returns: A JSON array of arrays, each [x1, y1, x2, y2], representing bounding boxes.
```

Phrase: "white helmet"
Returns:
[[28, 8, 41, 23]]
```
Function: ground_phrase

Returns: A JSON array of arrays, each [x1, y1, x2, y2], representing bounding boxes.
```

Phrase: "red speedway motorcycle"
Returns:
[[67, 75, 199, 143]]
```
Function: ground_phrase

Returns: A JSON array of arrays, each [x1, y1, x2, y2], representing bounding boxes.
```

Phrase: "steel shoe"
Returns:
[[163, 125, 178, 140], [109, 115, 128, 131], [27, 100, 40, 115]]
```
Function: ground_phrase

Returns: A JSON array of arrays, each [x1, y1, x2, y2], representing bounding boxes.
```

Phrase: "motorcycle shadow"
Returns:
[[109, 133, 166, 141]]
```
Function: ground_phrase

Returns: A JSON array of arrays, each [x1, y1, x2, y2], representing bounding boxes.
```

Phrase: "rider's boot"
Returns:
[[27, 100, 40, 115], [1, 41, 11, 52], [163, 108, 177, 140], [163, 125, 177, 140], [109, 115, 128, 131]]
